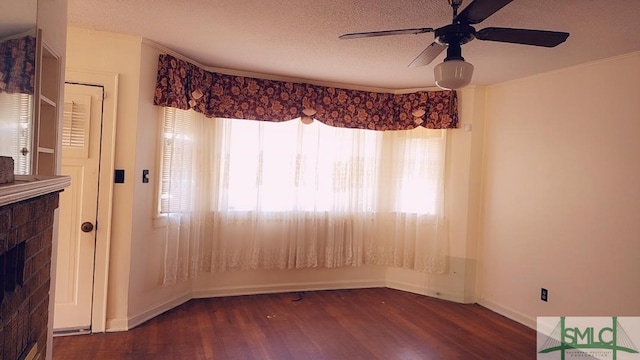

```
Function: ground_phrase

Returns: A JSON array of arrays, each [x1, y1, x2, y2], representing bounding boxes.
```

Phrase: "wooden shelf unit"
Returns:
[[32, 32, 61, 176]]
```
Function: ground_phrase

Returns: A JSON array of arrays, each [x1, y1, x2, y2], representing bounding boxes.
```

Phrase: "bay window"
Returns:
[[159, 107, 448, 284]]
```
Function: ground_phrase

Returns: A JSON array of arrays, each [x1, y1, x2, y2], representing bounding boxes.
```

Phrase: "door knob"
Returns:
[[81, 222, 94, 233]]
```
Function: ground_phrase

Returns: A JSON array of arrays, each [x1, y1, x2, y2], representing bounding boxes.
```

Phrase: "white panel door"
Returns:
[[54, 83, 103, 331]]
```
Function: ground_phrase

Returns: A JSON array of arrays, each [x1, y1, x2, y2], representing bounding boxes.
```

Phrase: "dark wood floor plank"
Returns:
[[53, 288, 535, 360]]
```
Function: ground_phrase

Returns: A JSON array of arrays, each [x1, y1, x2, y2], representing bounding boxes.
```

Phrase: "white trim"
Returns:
[[0, 175, 70, 206], [118, 279, 473, 332], [386, 279, 467, 304], [125, 292, 192, 330], [105, 318, 128, 333], [191, 280, 385, 300], [63, 70, 119, 334], [116, 280, 540, 333], [476, 297, 538, 330], [116, 275, 482, 332], [0, 29, 37, 42], [152, 214, 168, 228], [115, 280, 384, 332], [141, 38, 440, 94]]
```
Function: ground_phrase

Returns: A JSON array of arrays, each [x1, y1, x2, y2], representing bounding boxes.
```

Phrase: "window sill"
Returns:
[[153, 214, 168, 228]]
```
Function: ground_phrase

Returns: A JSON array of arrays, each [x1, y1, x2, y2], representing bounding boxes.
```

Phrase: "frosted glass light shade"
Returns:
[[434, 60, 474, 90]]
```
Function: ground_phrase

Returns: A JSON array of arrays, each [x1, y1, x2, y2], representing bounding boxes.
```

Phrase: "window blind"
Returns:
[[0, 92, 33, 174], [62, 93, 92, 159]]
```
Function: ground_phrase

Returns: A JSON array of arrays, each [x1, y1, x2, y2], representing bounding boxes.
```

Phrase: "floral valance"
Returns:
[[154, 54, 458, 130], [0, 36, 36, 95]]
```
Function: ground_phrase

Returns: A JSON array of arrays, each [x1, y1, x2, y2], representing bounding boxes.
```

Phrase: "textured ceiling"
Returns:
[[67, 0, 640, 90]]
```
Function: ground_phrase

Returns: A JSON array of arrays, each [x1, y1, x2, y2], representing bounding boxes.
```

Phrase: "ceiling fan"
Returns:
[[339, 0, 570, 89]]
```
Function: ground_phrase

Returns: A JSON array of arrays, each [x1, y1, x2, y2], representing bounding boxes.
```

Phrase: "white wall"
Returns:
[[65, 27, 143, 329], [125, 40, 192, 328], [478, 52, 640, 328], [37, 0, 67, 55]]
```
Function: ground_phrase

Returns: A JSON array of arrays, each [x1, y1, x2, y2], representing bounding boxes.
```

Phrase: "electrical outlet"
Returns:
[[541, 288, 548, 302]]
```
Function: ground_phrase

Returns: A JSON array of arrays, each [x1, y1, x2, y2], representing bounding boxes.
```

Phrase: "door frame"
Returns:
[[61, 69, 118, 333]]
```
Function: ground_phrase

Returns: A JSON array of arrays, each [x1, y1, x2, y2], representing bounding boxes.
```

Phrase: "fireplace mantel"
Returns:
[[0, 175, 70, 207]]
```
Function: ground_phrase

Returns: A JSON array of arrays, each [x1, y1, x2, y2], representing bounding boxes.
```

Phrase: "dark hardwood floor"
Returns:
[[53, 288, 535, 359]]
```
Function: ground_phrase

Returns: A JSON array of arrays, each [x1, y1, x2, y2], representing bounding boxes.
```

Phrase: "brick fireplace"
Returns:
[[1, 176, 68, 360]]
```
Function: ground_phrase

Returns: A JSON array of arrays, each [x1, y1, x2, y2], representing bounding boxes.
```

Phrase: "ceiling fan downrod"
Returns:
[[450, 0, 464, 19]]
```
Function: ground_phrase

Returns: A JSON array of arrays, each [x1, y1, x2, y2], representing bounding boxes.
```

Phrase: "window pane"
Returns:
[[158, 108, 444, 215]]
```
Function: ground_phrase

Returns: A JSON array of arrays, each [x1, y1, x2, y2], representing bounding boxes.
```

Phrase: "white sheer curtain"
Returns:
[[160, 108, 448, 286]]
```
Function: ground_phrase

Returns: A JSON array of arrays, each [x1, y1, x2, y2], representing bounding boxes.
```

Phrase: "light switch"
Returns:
[[114, 169, 125, 183]]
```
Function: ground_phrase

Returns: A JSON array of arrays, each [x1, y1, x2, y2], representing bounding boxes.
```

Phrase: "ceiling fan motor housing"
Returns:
[[435, 23, 476, 61], [435, 24, 476, 47]]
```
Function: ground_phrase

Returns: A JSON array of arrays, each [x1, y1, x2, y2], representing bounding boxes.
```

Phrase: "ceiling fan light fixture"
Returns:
[[434, 59, 474, 90]]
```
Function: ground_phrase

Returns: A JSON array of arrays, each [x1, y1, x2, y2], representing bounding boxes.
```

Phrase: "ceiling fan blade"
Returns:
[[476, 27, 570, 47], [408, 42, 447, 67], [455, 0, 513, 25], [339, 27, 434, 39]]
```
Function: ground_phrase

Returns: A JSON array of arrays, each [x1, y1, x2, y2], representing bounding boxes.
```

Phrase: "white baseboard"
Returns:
[[126, 292, 192, 330], [119, 280, 534, 335], [118, 287, 536, 335], [116, 280, 385, 333], [386, 279, 466, 303], [476, 297, 537, 330], [105, 318, 128, 332], [105, 292, 191, 332], [192, 279, 386, 299]]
